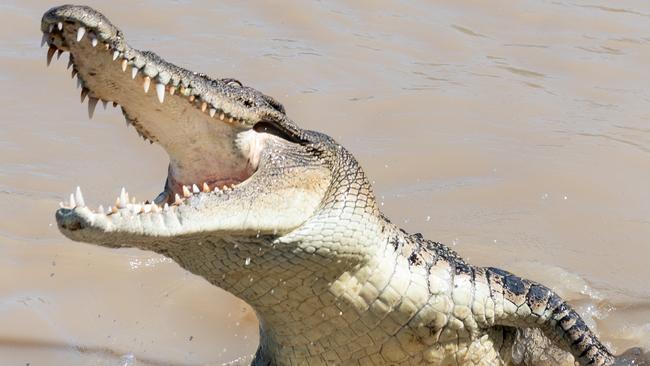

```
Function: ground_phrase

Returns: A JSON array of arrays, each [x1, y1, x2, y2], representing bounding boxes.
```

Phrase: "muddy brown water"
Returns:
[[1, 1, 649, 365]]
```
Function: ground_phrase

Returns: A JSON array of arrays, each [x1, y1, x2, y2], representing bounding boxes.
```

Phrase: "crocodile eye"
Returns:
[[222, 78, 242, 87]]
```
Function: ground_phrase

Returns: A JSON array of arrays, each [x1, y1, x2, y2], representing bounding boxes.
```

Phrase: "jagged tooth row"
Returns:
[[59, 182, 240, 217], [41, 20, 249, 126]]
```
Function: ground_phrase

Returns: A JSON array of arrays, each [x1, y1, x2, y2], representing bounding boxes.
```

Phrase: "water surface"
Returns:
[[1, 1, 649, 364]]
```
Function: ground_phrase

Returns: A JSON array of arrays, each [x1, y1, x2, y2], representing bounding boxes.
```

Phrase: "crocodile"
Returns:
[[40, 5, 646, 366]]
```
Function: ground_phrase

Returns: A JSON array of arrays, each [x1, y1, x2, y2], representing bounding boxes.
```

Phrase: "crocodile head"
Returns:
[[44, 5, 382, 305]]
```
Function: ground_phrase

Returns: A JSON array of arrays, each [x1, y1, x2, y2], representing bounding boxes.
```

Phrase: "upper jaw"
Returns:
[[41, 5, 287, 125], [41, 5, 295, 205]]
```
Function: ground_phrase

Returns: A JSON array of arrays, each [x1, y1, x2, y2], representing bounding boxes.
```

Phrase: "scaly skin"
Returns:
[[40, 5, 642, 366]]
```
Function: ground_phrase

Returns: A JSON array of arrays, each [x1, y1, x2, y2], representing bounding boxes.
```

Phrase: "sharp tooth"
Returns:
[[213, 186, 221, 193], [182, 185, 191, 198], [80, 88, 88, 103], [76, 26, 86, 42], [75, 186, 85, 207], [192, 184, 200, 194], [119, 187, 128, 208], [91, 37, 98, 47], [143, 204, 152, 214], [219, 113, 225, 121], [131, 66, 138, 79], [76, 77, 82, 89], [71, 68, 77, 78], [143, 76, 151, 93], [174, 194, 183, 205], [41, 33, 49, 48], [229, 117, 234, 123], [202, 182, 210, 193], [201, 102, 207, 112], [209, 108, 216, 117], [163, 203, 170, 211], [104, 43, 110, 50], [102, 100, 108, 109], [57, 22, 63, 31], [121, 59, 128, 72], [189, 95, 195, 102], [48, 24, 54, 33], [152, 204, 161, 213], [155, 83, 165, 103], [69, 193, 76, 208], [113, 101, 118, 108], [56, 49, 63, 59], [98, 205, 105, 214], [46, 45, 56, 66], [169, 87, 175, 96], [88, 97, 98, 118], [110, 206, 118, 214], [112, 50, 120, 61], [67, 54, 73, 69]]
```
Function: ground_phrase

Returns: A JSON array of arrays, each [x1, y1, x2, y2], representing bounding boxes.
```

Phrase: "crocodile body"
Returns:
[[40, 5, 644, 366]]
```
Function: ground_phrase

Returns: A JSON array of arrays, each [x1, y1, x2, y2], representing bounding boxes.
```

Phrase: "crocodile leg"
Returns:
[[478, 267, 614, 366]]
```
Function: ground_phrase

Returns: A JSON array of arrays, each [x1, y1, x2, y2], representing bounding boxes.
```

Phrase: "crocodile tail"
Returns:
[[482, 267, 615, 366]]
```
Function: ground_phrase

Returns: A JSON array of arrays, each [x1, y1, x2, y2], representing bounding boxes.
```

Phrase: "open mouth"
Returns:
[[41, 5, 290, 218]]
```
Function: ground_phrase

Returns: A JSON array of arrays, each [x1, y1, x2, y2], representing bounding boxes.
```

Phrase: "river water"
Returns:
[[1, 1, 649, 365]]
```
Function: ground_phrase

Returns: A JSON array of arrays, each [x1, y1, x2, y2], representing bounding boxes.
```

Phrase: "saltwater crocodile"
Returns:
[[41, 5, 645, 366]]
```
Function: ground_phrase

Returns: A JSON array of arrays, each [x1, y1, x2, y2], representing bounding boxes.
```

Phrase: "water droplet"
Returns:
[[426, 215, 431, 222], [245, 257, 251, 266], [120, 353, 136, 366]]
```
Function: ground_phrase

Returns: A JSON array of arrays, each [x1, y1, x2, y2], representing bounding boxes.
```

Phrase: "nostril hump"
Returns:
[[56, 208, 84, 231]]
